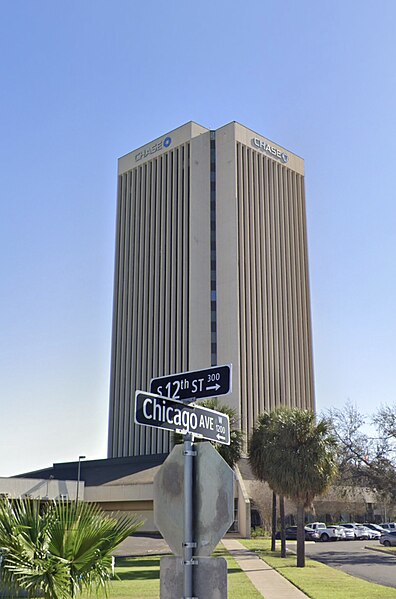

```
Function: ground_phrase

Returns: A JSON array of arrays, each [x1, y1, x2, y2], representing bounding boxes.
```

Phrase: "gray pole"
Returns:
[[76, 455, 86, 503], [183, 433, 196, 599]]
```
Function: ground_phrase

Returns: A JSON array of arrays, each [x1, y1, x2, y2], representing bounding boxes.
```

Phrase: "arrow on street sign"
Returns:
[[134, 391, 230, 445], [150, 364, 232, 402]]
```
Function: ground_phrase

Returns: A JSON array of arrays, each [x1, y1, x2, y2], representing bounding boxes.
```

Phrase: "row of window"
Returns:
[[210, 132, 217, 366]]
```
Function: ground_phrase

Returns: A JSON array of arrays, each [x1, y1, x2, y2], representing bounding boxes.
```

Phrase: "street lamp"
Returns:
[[46, 474, 54, 499], [76, 455, 86, 503]]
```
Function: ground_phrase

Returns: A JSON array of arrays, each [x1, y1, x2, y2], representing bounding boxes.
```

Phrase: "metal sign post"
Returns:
[[136, 364, 233, 598], [154, 441, 233, 599], [183, 432, 196, 599]]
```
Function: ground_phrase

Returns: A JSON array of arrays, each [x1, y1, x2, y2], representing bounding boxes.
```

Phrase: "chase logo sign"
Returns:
[[251, 137, 289, 164], [135, 136, 172, 162]]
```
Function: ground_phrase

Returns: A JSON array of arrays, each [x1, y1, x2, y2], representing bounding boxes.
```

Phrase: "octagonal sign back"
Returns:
[[153, 442, 234, 556]]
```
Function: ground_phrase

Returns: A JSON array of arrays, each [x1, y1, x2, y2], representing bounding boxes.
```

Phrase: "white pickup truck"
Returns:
[[308, 522, 343, 541]]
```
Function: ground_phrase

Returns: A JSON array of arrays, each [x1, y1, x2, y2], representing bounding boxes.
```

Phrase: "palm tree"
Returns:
[[172, 398, 243, 468], [249, 408, 338, 567], [0, 497, 142, 598]]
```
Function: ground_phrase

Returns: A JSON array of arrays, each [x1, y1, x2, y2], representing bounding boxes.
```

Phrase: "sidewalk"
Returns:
[[222, 538, 309, 599]]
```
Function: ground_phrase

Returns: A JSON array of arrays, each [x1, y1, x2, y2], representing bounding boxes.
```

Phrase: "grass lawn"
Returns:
[[214, 546, 263, 598], [241, 538, 396, 599], [18, 541, 396, 599], [104, 550, 264, 599], [107, 555, 161, 598]]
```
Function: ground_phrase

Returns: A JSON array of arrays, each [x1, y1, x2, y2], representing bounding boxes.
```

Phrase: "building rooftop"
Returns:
[[15, 454, 168, 487]]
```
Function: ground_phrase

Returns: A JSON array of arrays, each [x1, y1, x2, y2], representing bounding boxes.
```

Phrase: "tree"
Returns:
[[0, 498, 142, 599], [327, 402, 396, 507], [271, 490, 277, 552], [249, 408, 338, 567], [172, 398, 243, 468]]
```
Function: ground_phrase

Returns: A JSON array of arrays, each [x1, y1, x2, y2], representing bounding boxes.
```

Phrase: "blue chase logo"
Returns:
[[135, 136, 172, 162]]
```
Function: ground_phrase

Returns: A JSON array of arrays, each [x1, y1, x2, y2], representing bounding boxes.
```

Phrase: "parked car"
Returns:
[[304, 526, 320, 541], [308, 522, 343, 541], [275, 526, 319, 541], [338, 523, 370, 540], [354, 525, 371, 540], [379, 522, 396, 531], [327, 525, 346, 540], [362, 526, 381, 540], [338, 525, 355, 540], [379, 531, 396, 547], [363, 523, 387, 534]]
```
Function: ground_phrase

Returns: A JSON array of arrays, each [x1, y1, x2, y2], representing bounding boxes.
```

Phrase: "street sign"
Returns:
[[150, 363, 232, 401], [135, 391, 230, 445], [154, 442, 235, 556]]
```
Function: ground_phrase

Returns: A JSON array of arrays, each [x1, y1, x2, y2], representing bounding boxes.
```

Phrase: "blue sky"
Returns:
[[1, 0, 395, 475]]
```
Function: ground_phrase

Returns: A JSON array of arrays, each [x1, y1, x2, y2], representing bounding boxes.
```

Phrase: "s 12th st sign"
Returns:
[[150, 364, 232, 401], [135, 391, 230, 445]]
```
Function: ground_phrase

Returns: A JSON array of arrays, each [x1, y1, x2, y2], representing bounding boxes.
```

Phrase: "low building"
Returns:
[[11, 456, 388, 535], [238, 458, 392, 527], [15, 454, 251, 536]]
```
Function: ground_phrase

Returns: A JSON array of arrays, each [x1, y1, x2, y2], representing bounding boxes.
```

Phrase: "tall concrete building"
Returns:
[[108, 121, 315, 459]]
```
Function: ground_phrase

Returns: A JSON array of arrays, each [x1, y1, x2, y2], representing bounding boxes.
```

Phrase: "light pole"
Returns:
[[76, 455, 86, 503], [46, 474, 54, 499]]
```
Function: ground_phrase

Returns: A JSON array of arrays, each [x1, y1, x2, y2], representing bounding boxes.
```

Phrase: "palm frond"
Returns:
[[0, 498, 142, 598]]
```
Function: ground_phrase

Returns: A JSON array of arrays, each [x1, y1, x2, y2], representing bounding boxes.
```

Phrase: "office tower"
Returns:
[[108, 121, 315, 458]]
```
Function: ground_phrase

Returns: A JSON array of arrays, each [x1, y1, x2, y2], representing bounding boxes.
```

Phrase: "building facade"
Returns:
[[108, 121, 315, 459]]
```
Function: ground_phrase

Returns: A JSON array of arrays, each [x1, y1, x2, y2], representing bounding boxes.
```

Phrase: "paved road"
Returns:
[[301, 539, 396, 589], [113, 533, 171, 557]]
